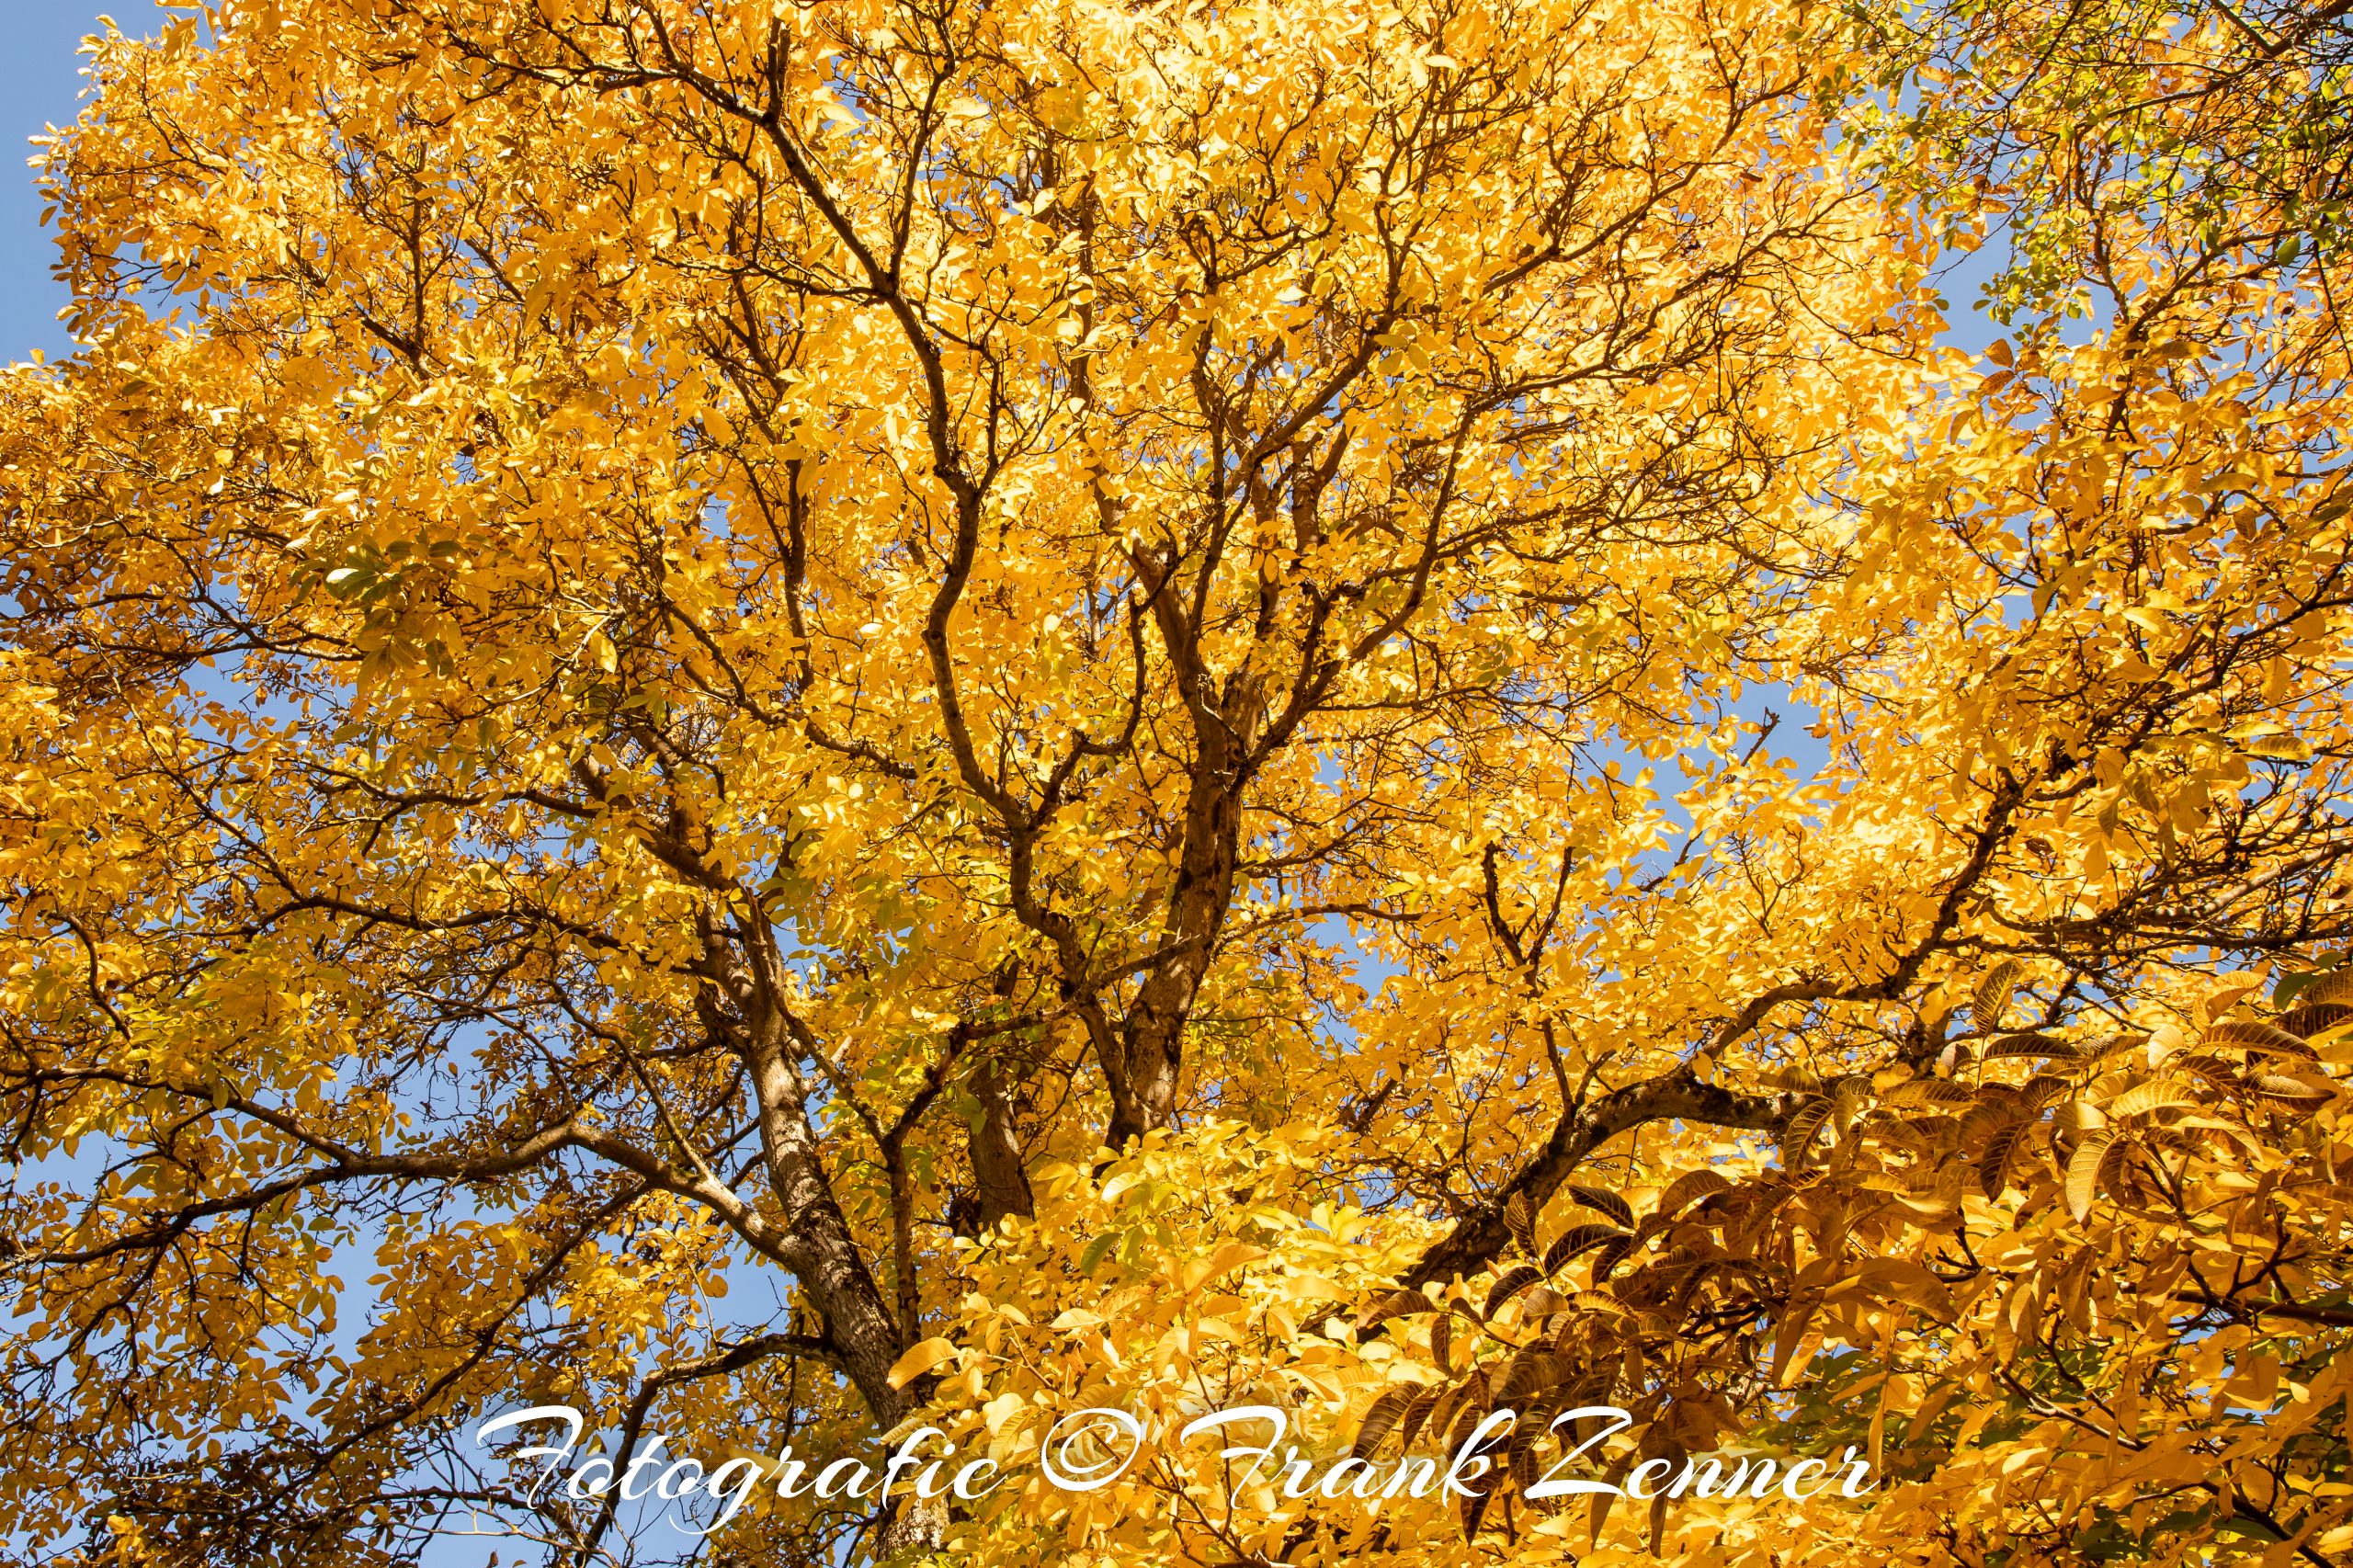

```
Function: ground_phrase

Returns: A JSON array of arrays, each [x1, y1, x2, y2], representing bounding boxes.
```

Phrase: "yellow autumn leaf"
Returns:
[[885, 1338, 961, 1391]]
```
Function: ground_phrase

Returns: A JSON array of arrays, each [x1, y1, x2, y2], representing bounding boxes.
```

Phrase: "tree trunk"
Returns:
[[968, 1058, 1035, 1229], [1103, 711, 1250, 1148]]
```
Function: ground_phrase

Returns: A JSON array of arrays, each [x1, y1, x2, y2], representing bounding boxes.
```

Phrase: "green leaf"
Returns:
[[1077, 1231, 1119, 1277]]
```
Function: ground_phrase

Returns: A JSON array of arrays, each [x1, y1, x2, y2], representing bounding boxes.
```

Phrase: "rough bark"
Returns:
[[1105, 763, 1245, 1149], [739, 1013, 912, 1419], [967, 1057, 1036, 1230]]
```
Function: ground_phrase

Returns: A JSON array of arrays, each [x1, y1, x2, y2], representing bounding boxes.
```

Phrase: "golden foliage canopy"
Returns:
[[5, 0, 2353, 1565]]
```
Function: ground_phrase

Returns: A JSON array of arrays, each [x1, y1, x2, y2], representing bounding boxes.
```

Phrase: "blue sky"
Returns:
[[0, 2, 111, 364]]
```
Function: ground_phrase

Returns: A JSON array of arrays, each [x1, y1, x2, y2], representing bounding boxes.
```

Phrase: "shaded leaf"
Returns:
[[2279, 1001, 2353, 1040], [1357, 1287, 1433, 1333], [2208, 1020, 2317, 1060], [1483, 1264, 1544, 1321], [1565, 1184, 1635, 1229], [1505, 1190, 1538, 1253], [2068, 1129, 2119, 1221], [1654, 1167, 1732, 1218], [1590, 1236, 1637, 1280], [2250, 1072, 2335, 1110], [2180, 1052, 2244, 1088], [1861, 1256, 1956, 1321], [1350, 1385, 1416, 1460], [2106, 1076, 2199, 1118], [1543, 1223, 1631, 1277], [2021, 1073, 2076, 1111], [1980, 1120, 2029, 1199], [1782, 1095, 1834, 1161], [2077, 1032, 2154, 1062], [1460, 1483, 1490, 1540], [1773, 1289, 1822, 1384], [1881, 1078, 1978, 1107], [1983, 1031, 2075, 1061], [1393, 1386, 1446, 1455], [1973, 959, 2023, 1032]]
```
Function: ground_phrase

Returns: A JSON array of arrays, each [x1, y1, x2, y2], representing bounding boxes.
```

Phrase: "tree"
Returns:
[[4, 0, 2353, 1565]]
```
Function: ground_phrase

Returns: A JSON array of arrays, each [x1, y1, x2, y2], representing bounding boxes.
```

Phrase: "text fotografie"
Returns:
[[476, 1403, 1878, 1537]]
